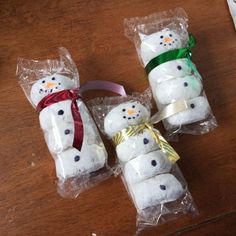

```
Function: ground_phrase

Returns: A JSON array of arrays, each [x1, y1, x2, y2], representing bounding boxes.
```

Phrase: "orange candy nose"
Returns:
[[164, 37, 172, 43], [127, 109, 136, 115], [46, 82, 56, 88]]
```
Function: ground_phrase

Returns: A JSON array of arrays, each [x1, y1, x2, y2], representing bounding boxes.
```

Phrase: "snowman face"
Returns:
[[104, 101, 150, 137], [30, 74, 75, 106], [140, 29, 182, 66]]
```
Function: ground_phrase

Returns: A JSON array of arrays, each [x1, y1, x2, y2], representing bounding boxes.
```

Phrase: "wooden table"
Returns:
[[0, 0, 235, 235]]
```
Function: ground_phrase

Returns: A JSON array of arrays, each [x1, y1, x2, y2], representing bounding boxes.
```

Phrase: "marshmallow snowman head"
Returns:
[[140, 28, 182, 66], [30, 74, 75, 106], [104, 101, 150, 138]]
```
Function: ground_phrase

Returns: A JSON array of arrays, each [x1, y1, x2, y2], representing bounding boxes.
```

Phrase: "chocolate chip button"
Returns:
[[74, 155, 80, 162], [160, 185, 166, 190], [184, 82, 188, 87], [177, 65, 182, 70], [143, 138, 149, 144], [64, 129, 70, 135], [57, 110, 64, 115], [151, 160, 157, 166], [190, 104, 195, 109]]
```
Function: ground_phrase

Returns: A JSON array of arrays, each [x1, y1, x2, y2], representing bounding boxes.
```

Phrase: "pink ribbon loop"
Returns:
[[79, 80, 127, 96]]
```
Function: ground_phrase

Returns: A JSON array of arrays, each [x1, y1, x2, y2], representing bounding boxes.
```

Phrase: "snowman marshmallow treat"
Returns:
[[125, 9, 217, 135], [104, 101, 184, 210], [30, 74, 107, 181], [140, 29, 211, 128]]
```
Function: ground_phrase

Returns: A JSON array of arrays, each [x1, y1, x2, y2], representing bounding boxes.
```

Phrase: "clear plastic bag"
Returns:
[[16, 47, 111, 198], [88, 89, 197, 233], [124, 8, 217, 137]]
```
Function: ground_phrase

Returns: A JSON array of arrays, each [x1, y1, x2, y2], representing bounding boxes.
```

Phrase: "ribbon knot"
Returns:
[[37, 89, 84, 151]]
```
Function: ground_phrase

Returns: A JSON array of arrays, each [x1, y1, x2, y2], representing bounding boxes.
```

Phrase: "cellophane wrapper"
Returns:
[[88, 89, 198, 234], [124, 8, 217, 138], [16, 47, 111, 198]]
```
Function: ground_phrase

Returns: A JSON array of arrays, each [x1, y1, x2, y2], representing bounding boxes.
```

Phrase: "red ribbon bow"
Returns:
[[36, 89, 84, 151]]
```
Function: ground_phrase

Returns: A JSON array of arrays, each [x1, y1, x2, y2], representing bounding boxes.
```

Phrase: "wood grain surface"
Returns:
[[0, 0, 236, 235]]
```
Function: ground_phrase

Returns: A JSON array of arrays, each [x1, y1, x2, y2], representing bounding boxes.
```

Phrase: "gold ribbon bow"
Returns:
[[112, 99, 188, 163]]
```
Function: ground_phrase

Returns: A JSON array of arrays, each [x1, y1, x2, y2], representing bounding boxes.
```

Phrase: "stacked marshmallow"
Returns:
[[104, 101, 184, 210], [140, 29, 211, 127], [30, 74, 107, 180]]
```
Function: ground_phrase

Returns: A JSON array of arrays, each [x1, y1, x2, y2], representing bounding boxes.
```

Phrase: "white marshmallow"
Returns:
[[39, 100, 73, 131], [44, 100, 104, 154], [124, 150, 172, 184], [148, 58, 201, 84], [46, 122, 74, 154], [116, 129, 159, 163], [55, 145, 106, 179], [104, 101, 150, 138], [30, 74, 75, 106], [166, 96, 210, 126], [155, 75, 202, 105], [130, 173, 184, 210], [140, 29, 183, 66]]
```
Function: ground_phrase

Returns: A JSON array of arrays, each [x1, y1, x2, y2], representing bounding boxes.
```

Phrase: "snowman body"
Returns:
[[140, 29, 210, 128], [104, 101, 184, 210], [30, 74, 107, 179]]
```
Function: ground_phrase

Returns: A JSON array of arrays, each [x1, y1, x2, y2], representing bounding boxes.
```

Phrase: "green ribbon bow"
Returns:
[[145, 33, 196, 75]]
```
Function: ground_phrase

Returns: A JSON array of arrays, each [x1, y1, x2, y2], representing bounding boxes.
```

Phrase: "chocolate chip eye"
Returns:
[[74, 155, 80, 162], [160, 35, 164, 39], [122, 108, 126, 112], [190, 104, 195, 109], [42, 80, 45, 83], [128, 117, 131, 120], [151, 160, 157, 166], [123, 116, 126, 119], [64, 129, 70, 135], [52, 77, 55, 80], [143, 138, 149, 144], [169, 34, 172, 37], [160, 185, 166, 190], [58, 110, 64, 115], [177, 65, 182, 70], [132, 105, 135, 108], [160, 42, 163, 45]]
